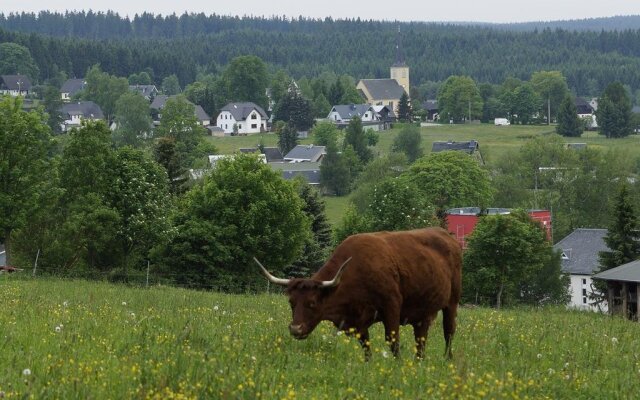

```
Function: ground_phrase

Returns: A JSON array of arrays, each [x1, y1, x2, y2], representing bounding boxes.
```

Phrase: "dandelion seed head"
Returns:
[[611, 337, 618, 344], [537, 353, 542, 359], [122, 301, 127, 306], [22, 368, 31, 376], [55, 326, 61, 333]]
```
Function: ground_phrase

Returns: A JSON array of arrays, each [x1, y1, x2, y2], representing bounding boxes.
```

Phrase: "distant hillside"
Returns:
[[482, 15, 640, 32], [1, 11, 640, 95]]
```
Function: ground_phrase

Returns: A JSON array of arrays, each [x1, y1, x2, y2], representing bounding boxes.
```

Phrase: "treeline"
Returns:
[[2, 12, 640, 94]]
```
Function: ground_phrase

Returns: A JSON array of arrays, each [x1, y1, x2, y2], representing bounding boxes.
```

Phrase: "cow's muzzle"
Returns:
[[289, 324, 308, 339]]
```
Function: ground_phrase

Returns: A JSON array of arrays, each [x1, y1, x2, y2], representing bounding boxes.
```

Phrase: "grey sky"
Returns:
[[6, 0, 640, 23]]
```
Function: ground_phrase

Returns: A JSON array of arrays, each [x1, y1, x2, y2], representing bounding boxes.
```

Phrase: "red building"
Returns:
[[446, 207, 552, 249]]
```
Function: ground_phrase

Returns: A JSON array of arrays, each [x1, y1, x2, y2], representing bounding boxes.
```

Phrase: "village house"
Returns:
[[151, 95, 211, 126], [554, 229, 610, 311], [59, 101, 105, 132], [60, 78, 86, 101], [129, 84, 159, 100], [431, 140, 484, 164], [283, 144, 326, 163], [0, 75, 32, 97], [216, 102, 268, 135]]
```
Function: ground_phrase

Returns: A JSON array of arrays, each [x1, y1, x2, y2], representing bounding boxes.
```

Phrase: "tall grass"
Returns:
[[1, 277, 638, 399]]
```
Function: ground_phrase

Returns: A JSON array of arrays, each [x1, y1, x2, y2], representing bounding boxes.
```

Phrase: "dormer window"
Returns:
[[251, 113, 257, 120], [561, 252, 569, 260]]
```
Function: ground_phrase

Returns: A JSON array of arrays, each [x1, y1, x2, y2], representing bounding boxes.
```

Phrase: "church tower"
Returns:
[[390, 27, 409, 94]]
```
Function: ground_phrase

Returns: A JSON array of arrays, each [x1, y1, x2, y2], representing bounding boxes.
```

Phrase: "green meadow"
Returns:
[[207, 123, 640, 165], [2, 277, 639, 399]]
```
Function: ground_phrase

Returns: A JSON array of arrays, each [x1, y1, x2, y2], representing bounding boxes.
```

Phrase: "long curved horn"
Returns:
[[253, 257, 291, 286], [320, 257, 352, 288]]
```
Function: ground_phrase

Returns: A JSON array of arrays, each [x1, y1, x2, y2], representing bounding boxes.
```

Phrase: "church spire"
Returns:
[[393, 25, 406, 67]]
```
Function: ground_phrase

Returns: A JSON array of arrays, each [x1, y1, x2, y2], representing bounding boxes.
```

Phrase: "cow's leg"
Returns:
[[413, 314, 435, 359], [442, 304, 458, 359], [382, 303, 401, 357], [358, 328, 371, 361]]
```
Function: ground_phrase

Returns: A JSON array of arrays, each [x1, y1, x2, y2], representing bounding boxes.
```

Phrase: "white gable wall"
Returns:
[[216, 110, 265, 134], [567, 274, 606, 312], [216, 111, 238, 134]]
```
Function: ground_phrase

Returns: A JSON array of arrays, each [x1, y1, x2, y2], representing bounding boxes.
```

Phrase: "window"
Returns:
[[583, 297, 587, 304], [582, 288, 587, 296], [582, 279, 587, 285], [561, 252, 569, 260], [251, 124, 257, 129], [251, 113, 257, 119]]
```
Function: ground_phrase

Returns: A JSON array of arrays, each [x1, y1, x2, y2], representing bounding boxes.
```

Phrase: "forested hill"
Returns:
[[2, 11, 640, 95], [478, 15, 640, 32]]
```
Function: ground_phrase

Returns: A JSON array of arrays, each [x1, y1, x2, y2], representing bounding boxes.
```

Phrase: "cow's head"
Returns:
[[253, 257, 351, 340]]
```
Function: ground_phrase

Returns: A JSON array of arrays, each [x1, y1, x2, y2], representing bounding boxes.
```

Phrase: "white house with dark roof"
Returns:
[[284, 145, 326, 163], [216, 102, 268, 135], [0, 75, 32, 96], [151, 95, 210, 126], [554, 228, 610, 311], [61, 78, 86, 101], [59, 101, 105, 132], [327, 104, 377, 123]]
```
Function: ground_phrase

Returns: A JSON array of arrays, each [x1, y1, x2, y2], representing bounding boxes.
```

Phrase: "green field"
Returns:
[[208, 123, 640, 164], [2, 277, 639, 399]]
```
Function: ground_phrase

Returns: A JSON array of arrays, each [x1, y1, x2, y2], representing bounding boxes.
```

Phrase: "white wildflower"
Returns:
[[122, 301, 127, 306], [213, 305, 219, 311], [55, 326, 61, 333], [22, 368, 31, 376], [382, 351, 389, 358], [547, 368, 555, 375], [62, 301, 69, 307], [612, 337, 618, 344], [537, 353, 542, 359]]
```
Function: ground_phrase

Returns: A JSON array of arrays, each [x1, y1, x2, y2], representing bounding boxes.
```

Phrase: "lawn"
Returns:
[[1, 277, 639, 399]]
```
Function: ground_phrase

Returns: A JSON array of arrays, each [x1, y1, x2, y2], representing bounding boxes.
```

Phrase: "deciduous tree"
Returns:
[[0, 97, 51, 265], [437, 75, 483, 123], [391, 124, 423, 162], [161, 155, 310, 289], [113, 92, 152, 147], [530, 70, 569, 125], [406, 151, 493, 223], [463, 211, 567, 308]]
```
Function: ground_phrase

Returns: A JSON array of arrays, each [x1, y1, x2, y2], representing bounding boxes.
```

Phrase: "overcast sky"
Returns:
[[4, 0, 640, 23]]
